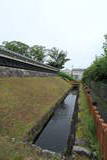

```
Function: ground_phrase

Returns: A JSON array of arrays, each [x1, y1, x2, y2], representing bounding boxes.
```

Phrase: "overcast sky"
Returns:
[[0, 0, 107, 69]]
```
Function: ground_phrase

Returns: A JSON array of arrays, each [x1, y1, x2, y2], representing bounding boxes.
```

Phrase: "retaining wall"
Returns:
[[86, 81, 107, 123], [89, 81, 107, 103], [84, 86, 107, 160], [0, 47, 59, 77], [67, 89, 79, 155], [0, 66, 56, 77]]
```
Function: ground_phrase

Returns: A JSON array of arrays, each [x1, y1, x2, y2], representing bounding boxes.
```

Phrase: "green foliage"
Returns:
[[2, 41, 46, 62], [85, 116, 101, 159], [48, 47, 70, 69], [2, 41, 70, 68], [83, 35, 107, 83], [2, 41, 30, 56], [58, 71, 74, 81], [103, 34, 107, 55], [83, 55, 107, 83], [78, 85, 101, 160], [30, 45, 46, 62]]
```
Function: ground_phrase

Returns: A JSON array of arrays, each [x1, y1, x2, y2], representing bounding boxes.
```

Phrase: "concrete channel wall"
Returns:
[[0, 47, 59, 77], [24, 85, 79, 158], [84, 86, 107, 160], [67, 87, 79, 155], [25, 88, 73, 143]]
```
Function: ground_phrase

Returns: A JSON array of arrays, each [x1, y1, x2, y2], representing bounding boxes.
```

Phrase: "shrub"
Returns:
[[58, 72, 74, 81]]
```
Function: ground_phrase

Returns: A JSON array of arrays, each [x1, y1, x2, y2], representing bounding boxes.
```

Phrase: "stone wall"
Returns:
[[0, 47, 58, 74], [88, 81, 107, 123], [0, 66, 56, 77], [89, 81, 107, 103]]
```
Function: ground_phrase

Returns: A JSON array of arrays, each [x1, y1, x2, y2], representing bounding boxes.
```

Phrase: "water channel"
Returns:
[[34, 89, 78, 153]]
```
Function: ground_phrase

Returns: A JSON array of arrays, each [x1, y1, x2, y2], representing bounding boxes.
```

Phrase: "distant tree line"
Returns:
[[83, 35, 107, 83], [1, 41, 70, 69]]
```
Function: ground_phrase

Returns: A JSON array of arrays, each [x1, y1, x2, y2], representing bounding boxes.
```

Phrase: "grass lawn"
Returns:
[[73, 154, 90, 160], [0, 76, 71, 160], [75, 84, 100, 160]]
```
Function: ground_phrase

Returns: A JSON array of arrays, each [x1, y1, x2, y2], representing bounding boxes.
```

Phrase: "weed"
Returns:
[[76, 84, 101, 160]]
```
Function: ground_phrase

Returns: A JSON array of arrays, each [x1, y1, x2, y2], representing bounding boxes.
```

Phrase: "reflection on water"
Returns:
[[35, 90, 77, 153]]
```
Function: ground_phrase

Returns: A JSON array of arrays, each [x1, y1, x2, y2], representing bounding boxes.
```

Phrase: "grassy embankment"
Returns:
[[75, 84, 101, 160], [0, 77, 71, 160]]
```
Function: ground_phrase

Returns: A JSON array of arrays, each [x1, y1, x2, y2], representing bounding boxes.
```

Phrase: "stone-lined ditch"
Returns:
[[33, 87, 79, 156]]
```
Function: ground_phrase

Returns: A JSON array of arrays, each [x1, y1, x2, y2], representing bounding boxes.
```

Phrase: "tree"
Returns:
[[47, 47, 70, 69], [2, 41, 30, 57], [30, 45, 46, 62], [83, 35, 107, 83], [2, 41, 46, 62], [103, 34, 107, 55]]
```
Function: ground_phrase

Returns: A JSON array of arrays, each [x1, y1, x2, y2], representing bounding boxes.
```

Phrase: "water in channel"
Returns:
[[34, 90, 77, 153]]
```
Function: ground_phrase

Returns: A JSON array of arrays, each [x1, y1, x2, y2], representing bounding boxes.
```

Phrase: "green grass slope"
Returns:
[[0, 76, 71, 160]]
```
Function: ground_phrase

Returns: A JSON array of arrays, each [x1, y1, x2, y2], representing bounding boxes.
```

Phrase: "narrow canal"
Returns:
[[34, 89, 78, 153]]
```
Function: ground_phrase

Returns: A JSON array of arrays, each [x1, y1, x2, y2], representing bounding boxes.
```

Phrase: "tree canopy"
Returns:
[[47, 47, 70, 69], [83, 35, 107, 83], [2, 41, 29, 57], [1, 41, 70, 69], [30, 45, 46, 62], [2, 41, 46, 62]]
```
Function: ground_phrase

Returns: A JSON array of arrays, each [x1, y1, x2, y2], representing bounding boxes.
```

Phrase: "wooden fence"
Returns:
[[84, 86, 107, 160]]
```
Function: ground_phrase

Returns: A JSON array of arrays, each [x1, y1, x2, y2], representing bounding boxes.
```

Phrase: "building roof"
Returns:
[[61, 69, 71, 73], [72, 68, 85, 72]]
